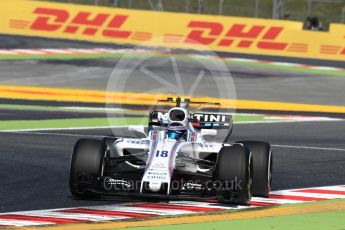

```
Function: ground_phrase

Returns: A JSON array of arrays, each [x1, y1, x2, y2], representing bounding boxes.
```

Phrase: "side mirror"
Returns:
[[128, 126, 146, 137], [200, 129, 217, 136]]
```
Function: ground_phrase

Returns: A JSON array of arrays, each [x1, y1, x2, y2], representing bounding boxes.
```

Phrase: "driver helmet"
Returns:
[[167, 122, 187, 140]]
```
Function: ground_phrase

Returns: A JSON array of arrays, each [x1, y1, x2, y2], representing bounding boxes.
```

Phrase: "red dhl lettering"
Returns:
[[185, 21, 223, 44], [341, 47, 345, 55], [103, 15, 131, 38], [64, 12, 109, 35], [185, 20, 288, 51], [30, 8, 69, 31], [30, 7, 131, 39]]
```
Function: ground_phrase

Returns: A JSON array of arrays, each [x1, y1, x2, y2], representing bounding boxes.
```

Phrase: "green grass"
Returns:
[[0, 117, 145, 131], [35, 0, 345, 29], [118, 210, 345, 230], [0, 115, 270, 131], [115, 199, 345, 230]]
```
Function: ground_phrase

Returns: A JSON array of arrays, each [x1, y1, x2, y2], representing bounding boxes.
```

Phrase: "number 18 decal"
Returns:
[[156, 150, 168, 157]]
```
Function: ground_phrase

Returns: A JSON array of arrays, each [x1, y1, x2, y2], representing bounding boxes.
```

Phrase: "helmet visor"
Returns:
[[168, 130, 183, 139]]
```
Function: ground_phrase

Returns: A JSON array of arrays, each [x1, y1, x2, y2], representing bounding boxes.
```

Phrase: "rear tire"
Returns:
[[214, 144, 252, 204], [237, 141, 272, 197], [69, 139, 105, 198]]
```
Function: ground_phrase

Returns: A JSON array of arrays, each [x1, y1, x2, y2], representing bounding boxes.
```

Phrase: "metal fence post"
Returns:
[[157, 0, 164, 11], [255, 0, 260, 17], [197, 0, 203, 14], [272, 0, 277, 18], [219, 0, 224, 15], [185, 0, 190, 13], [272, 0, 285, 19], [148, 0, 154, 10], [307, 0, 312, 17]]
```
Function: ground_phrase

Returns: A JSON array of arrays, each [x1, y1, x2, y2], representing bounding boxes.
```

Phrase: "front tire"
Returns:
[[69, 139, 105, 198], [214, 144, 252, 204], [237, 141, 272, 197]]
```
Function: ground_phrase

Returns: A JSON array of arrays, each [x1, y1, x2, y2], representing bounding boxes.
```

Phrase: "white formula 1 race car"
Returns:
[[69, 97, 272, 204]]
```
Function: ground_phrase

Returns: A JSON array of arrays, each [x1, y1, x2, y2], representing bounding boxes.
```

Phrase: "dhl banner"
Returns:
[[1, 0, 345, 61]]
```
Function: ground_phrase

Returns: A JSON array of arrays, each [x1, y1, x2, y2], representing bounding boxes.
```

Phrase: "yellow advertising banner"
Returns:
[[1, 0, 345, 61]]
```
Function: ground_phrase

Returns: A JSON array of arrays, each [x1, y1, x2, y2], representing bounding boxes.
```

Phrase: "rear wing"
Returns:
[[191, 113, 232, 130], [148, 111, 232, 130]]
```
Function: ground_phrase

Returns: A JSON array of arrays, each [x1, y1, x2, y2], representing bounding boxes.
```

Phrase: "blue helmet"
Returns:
[[167, 123, 187, 140]]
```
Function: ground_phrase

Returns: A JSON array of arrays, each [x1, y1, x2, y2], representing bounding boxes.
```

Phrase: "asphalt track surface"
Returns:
[[1, 121, 345, 213], [0, 35, 345, 213]]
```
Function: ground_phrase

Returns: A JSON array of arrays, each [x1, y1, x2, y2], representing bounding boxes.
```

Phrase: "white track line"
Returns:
[[0, 219, 53, 226], [270, 190, 345, 199], [39, 49, 74, 54], [90, 205, 193, 215], [308, 186, 345, 192], [0, 50, 18, 55], [12, 49, 46, 55], [167, 201, 239, 210], [250, 197, 302, 204], [272, 144, 345, 152], [16, 211, 122, 222]]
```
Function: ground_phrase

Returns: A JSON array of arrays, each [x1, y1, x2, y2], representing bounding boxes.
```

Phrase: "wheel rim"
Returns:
[[101, 147, 110, 176], [267, 150, 272, 192], [247, 152, 253, 199]]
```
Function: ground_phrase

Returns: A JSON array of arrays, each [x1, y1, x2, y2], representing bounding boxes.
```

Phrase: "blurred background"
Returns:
[[37, 0, 345, 30], [0, 0, 345, 228]]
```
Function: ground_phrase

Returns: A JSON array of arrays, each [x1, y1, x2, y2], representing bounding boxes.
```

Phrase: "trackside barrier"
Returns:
[[1, 0, 345, 61]]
